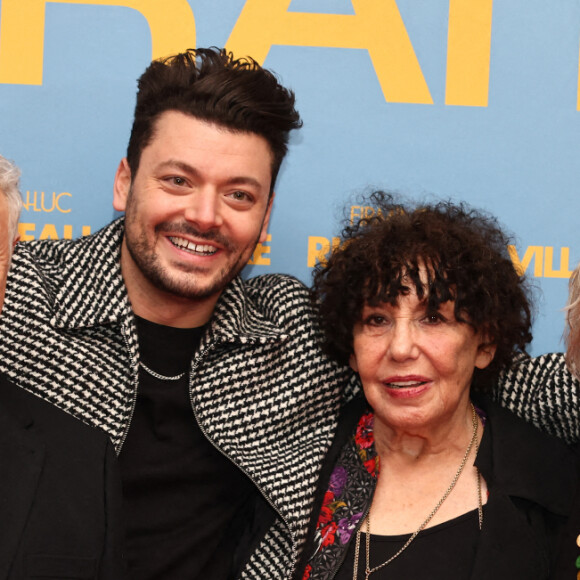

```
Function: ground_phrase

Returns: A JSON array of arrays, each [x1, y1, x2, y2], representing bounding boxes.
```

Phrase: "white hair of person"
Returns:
[[0, 154, 23, 242], [564, 262, 580, 379]]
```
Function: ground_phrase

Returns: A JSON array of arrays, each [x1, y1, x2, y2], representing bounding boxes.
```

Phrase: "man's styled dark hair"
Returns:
[[126, 47, 302, 193], [312, 192, 533, 390]]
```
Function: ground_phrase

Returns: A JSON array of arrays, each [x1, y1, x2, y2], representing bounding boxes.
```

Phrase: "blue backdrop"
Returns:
[[1, 0, 579, 355]]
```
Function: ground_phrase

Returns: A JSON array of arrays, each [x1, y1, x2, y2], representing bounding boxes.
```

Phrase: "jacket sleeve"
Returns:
[[494, 352, 580, 444]]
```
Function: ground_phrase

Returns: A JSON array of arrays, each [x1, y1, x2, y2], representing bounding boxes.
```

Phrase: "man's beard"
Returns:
[[124, 220, 250, 301]]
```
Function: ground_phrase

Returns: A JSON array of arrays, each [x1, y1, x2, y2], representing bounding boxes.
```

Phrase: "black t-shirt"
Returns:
[[335, 508, 483, 580], [119, 316, 256, 579]]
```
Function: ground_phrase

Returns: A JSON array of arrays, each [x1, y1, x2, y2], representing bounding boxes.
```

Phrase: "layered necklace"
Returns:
[[353, 403, 483, 580]]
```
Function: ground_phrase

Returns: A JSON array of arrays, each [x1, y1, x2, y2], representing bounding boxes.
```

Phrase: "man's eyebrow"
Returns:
[[155, 159, 264, 189], [155, 159, 198, 176]]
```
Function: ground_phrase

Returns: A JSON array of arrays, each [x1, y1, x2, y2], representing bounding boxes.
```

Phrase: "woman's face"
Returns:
[[350, 289, 496, 435]]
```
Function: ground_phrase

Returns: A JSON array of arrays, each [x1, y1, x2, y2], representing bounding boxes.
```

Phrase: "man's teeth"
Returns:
[[169, 237, 217, 255], [386, 380, 427, 389]]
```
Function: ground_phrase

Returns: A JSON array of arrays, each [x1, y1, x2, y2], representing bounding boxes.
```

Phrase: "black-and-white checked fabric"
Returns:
[[241, 519, 294, 579], [0, 218, 358, 578], [495, 352, 580, 445]]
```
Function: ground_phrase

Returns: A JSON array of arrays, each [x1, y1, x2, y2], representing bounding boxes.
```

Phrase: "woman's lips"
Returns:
[[381, 376, 431, 398], [383, 376, 430, 389]]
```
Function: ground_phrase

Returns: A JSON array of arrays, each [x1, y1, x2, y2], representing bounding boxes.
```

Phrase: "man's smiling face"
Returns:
[[114, 110, 273, 306]]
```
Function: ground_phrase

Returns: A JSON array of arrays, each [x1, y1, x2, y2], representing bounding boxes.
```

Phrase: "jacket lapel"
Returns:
[[0, 403, 44, 578], [470, 397, 576, 579], [470, 493, 549, 579]]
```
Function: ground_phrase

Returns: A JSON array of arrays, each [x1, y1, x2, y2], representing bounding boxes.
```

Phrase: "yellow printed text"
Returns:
[[23, 191, 72, 213], [227, 0, 432, 104], [18, 222, 92, 241], [508, 245, 572, 278], [0, 0, 196, 85], [349, 205, 385, 224], [248, 234, 271, 266], [307, 236, 341, 268]]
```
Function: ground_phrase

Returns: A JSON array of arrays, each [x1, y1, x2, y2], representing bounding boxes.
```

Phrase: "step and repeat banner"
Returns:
[[1, 0, 579, 355]]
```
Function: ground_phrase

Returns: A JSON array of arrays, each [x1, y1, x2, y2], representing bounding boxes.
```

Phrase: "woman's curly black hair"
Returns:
[[312, 192, 533, 390]]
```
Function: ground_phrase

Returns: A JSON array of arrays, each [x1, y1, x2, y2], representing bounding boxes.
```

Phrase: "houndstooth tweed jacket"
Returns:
[[0, 218, 357, 579], [496, 352, 580, 445]]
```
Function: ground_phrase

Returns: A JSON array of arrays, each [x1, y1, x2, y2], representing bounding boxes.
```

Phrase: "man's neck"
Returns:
[[120, 247, 220, 329], [131, 296, 217, 328]]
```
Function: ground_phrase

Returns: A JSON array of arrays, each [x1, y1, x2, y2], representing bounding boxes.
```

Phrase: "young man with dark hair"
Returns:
[[0, 48, 355, 578], [126, 48, 299, 190]]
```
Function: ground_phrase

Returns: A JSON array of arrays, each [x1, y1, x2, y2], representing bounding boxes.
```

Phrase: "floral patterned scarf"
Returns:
[[303, 411, 379, 580]]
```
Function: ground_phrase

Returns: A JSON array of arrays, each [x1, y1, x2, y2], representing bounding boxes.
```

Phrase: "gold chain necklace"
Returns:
[[353, 403, 483, 580]]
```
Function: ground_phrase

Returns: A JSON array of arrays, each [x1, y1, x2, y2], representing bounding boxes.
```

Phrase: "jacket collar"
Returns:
[[474, 395, 578, 516], [206, 277, 288, 345], [49, 219, 286, 344], [50, 218, 129, 329]]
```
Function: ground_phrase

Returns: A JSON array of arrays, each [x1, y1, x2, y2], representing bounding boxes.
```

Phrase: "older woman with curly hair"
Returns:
[[297, 193, 577, 580]]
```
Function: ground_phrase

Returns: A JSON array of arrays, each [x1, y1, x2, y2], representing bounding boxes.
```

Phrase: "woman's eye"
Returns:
[[423, 313, 444, 325], [365, 315, 386, 326]]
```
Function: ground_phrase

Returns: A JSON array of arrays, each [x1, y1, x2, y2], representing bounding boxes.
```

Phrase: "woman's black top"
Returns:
[[335, 508, 484, 580]]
